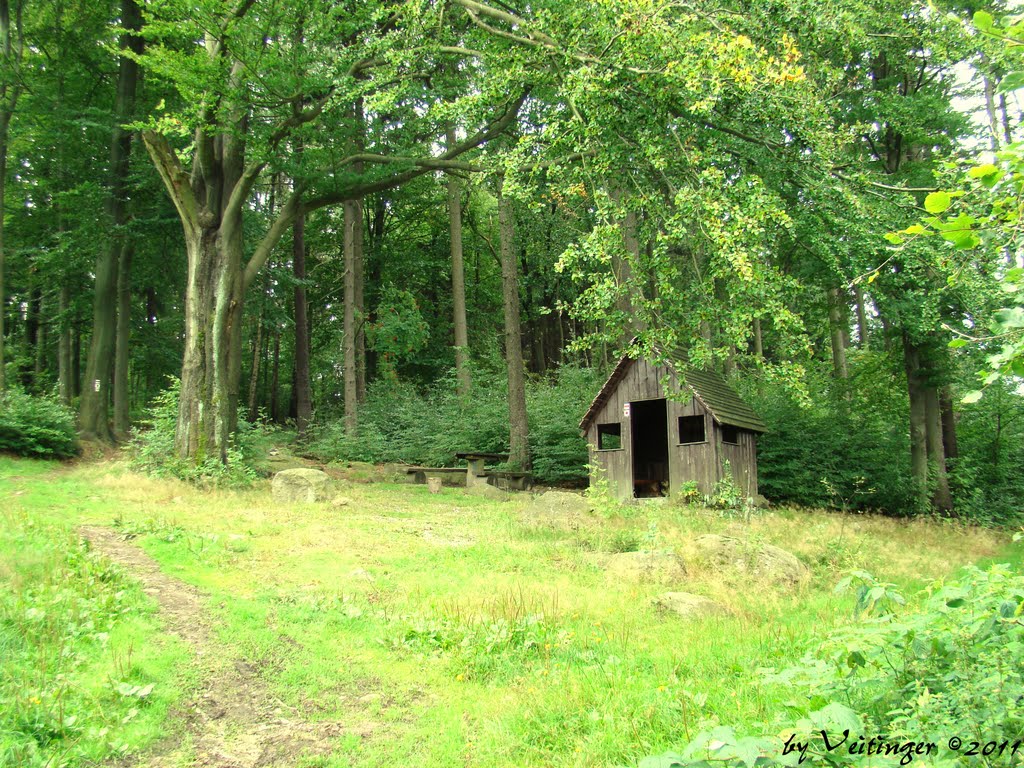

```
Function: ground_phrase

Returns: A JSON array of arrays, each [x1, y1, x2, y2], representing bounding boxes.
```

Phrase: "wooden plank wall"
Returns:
[[668, 396, 719, 496], [587, 359, 758, 500], [718, 429, 759, 497]]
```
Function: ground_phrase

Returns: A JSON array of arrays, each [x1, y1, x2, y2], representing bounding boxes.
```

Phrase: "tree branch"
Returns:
[[142, 130, 200, 239], [450, 0, 558, 47], [305, 87, 529, 212], [243, 184, 306, 291]]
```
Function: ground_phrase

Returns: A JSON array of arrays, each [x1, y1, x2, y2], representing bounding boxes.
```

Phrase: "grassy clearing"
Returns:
[[1, 456, 1019, 767]]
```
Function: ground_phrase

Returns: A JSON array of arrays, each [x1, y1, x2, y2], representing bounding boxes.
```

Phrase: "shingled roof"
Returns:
[[579, 355, 766, 433], [679, 368, 767, 432]]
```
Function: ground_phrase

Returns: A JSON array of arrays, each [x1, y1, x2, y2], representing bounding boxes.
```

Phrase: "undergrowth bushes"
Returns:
[[744, 358, 1024, 523], [309, 364, 601, 484], [645, 564, 1024, 767], [742, 360, 921, 516], [0, 389, 78, 459]]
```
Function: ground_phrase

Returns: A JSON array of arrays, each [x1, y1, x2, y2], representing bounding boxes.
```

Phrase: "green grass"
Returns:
[[0, 463, 189, 766], [0, 455, 1018, 767]]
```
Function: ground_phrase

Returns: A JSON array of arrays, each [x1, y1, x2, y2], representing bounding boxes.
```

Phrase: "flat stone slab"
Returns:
[[271, 468, 330, 504]]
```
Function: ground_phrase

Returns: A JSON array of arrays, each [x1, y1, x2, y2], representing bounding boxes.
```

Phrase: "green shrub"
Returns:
[[527, 365, 602, 484], [708, 461, 745, 511], [0, 389, 78, 459], [676, 480, 701, 504], [129, 378, 259, 486], [951, 382, 1024, 527], [741, 359, 920, 515]]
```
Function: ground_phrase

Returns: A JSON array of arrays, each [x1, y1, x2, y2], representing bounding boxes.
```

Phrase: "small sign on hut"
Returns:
[[580, 354, 766, 500]]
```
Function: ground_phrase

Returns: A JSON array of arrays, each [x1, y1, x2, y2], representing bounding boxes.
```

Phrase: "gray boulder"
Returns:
[[606, 550, 687, 585], [653, 591, 725, 619], [271, 468, 330, 504], [520, 491, 592, 531], [465, 482, 507, 500], [694, 534, 808, 585]]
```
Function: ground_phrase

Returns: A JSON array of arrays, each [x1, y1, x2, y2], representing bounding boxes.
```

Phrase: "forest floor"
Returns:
[[2, 455, 1022, 768]]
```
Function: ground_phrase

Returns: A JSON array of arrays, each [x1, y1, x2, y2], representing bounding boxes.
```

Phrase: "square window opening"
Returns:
[[721, 424, 739, 444], [597, 422, 622, 450], [678, 415, 705, 444]]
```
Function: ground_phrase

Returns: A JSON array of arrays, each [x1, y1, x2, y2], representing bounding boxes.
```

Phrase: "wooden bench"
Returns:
[[485, 470, 534, 491], [405, 466, 468, 485]]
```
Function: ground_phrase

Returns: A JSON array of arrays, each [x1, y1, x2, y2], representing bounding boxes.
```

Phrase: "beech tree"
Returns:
[[137, 0, 528, 461]]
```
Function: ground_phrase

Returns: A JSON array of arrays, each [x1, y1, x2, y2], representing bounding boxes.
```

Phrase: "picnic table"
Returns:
[[405, 453, 533, 491], [455, 452, 533, 491], [455, 452, 509, 485]]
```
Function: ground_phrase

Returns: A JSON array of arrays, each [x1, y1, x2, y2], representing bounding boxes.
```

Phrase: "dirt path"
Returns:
[[80, 526, 365, 768]]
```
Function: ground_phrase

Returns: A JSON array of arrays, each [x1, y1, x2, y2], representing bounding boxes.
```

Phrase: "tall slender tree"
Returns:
[[497, 172, 529, 469], [0, 0, 24, 392], [79, 0, 142, 440]]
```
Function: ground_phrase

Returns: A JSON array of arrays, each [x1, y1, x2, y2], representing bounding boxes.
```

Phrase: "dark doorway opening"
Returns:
[[631, 398, 669, 498]]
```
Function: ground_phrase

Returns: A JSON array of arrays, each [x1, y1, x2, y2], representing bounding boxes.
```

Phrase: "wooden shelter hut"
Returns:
[[580, 354, 766, 500]]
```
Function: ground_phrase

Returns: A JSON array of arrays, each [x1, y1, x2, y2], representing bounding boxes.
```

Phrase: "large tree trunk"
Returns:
[[72, 323, 80, 397], [80, 0, 141, 441], [903, 333, 929, 511], [0, 106, 8, 392], [854, 285, 869, 349], [939, 386, 958, 461], [354, 197, 366, 402], [903, 332, 954, 513], [247, 308, 263, 422], [269, 326, 280, 423], [827, 287, 849, 381], [58, 283, 72, 404], [353, 102, 367, 403], [175, 225, 245, 461], [498, 176, 529, 470], [0, 103, 10, 392], [924, 384, 952, 512], [32, 288, 44, 385], [114, 243, 133, 438], [292, 194, 312, 436], [343, 199, 359, 434], [447, 128, 471, 395], [611, 186, 640, 344]]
